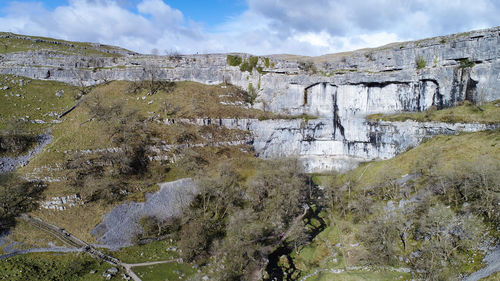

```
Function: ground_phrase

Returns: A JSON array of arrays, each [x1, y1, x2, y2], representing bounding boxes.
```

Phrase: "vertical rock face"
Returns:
[[198, 118, 498, 172], [1, 27, 499, 171]]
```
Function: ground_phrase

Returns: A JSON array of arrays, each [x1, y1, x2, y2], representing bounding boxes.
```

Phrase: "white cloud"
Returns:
[[0, 0, 498, 56]]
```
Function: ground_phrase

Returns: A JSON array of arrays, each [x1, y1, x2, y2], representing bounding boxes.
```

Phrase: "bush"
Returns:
[[298, 61, 317, 74], [245, 83, 257, 105], [227, 55, 242, 66], [176, 159, 313, 280], [416, 56, 426, 69], [459, 58, 475, 68], [264, 57, 270, 68], [0, 133, 37, 155], [239, 56, 259, 72], [0, 173, 46, 233], [0, 121, 37, 156], [127, 80, 176, 95]]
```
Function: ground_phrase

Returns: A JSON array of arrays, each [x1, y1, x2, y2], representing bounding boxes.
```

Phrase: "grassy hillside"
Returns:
[[1, 69, 499, 280], [0, 74, 78, 131], [367, 100, 500, 124], [0, 252, 115, 281], [0, 32, 128, 57], [294, 129, 500, 280], [1, 75, 275, 244]]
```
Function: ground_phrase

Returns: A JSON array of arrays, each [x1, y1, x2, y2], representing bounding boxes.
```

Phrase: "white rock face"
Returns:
[[1, 28, 499, 171], [193, 118, 498, 172]]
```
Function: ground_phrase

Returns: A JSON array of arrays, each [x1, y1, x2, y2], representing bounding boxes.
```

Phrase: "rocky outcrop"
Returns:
[[1, 27, 499, 171], [40, 194, 83, 211], [186, 118, 499, 172]]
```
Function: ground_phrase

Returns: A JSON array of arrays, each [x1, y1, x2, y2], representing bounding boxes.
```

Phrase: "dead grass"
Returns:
[[1, 220, 66, 252], [30, 202, 113, 243]]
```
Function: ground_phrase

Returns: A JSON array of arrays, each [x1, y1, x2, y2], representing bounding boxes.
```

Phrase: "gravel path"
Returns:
[[463, 246, 500, 281], [0, 131, 52, 173]]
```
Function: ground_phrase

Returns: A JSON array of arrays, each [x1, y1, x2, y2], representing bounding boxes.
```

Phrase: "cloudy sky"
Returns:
[[0, 0, 498, 56]]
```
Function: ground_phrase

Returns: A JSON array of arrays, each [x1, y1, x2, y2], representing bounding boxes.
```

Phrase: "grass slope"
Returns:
[[0, 252, 115, 281], [4, 76, 269, 244], [366, 100, 500, 125], [0, 74, 78, 132], [0, 32, 127, 57], [299, 129, 500, 280]]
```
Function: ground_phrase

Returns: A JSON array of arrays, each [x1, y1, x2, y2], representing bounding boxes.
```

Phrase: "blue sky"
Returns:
[[0, 0, 247, 28], [0, 0, 498, 55]]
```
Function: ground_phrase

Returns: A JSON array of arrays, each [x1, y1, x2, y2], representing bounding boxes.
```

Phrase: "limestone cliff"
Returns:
[[1, 27, 499, 171]]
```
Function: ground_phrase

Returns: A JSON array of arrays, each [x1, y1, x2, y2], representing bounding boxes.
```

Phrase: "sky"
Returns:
[[0, 0, 498, 56]]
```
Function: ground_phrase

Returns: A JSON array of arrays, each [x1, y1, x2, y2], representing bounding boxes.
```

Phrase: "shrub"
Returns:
[[239, 56, 259, 72], [459, 58, 475, 68], [264, 57, 270, 68], [227, 55, 242, 66], [298, 61, 317, 74], [239, 61, 251, 72], [0, 133, 37, 155], [246, 83, 257, 105], [0, 173, 46, 233], [0, 121, 37, 156], [416, 56, 426, 69]]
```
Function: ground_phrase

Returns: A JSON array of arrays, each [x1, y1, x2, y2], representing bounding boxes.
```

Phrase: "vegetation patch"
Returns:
[[416, 56, 426, 69], [0, 32, 124, 57], [239, 56, 260, 72], [290, 129, 500, 280], [227, 55, 242, 66], [102, 240, 178, 264], [459, 58, 475, 68], [366, 100, 500, 124], [133, 262, 197, 281], [0, 74, 78, 132], [0, 252, 113, 281]]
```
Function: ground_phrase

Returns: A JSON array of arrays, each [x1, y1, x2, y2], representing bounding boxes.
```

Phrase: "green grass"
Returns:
[[366, 100, 500, 124], [227, 55, 242, 66], [0, 252, 115, 281], [416, 56, 426, 69], [133, 262, 197, 281], [0, 74, 78, 132], [304, 270, 410, 281], [5, 78, 265, 241], [346, 129, 500, 187], [0, 32, 124, 57], [0, 220, 66, 252], [103, 240, 178, 264]]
